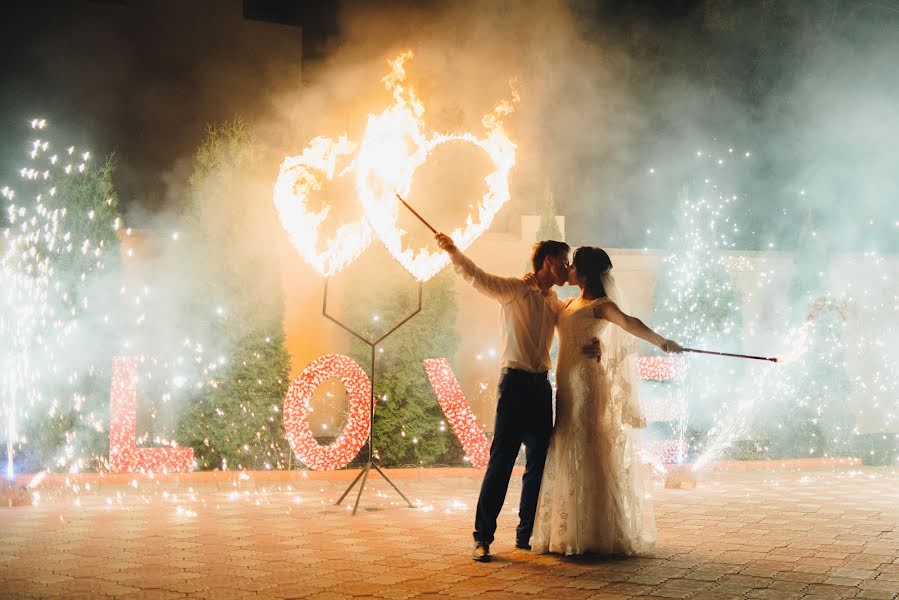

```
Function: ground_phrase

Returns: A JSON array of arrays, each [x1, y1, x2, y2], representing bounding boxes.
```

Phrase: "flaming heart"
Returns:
[[356, 52, 518, 281], [273, 135, 371, 277], [274, 51, 517, 281]]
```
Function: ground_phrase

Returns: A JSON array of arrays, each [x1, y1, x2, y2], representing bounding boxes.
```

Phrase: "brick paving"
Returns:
[[1, 466, 898, 600]]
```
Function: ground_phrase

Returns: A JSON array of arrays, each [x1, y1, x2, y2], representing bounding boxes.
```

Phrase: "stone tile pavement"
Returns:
[[1, 466, 898, 599]]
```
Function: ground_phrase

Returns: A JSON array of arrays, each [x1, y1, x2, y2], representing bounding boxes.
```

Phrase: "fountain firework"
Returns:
[[647, 147, 899, 471], [1, 119, 220, 480]]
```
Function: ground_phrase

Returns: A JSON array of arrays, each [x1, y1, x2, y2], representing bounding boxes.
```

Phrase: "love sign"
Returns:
[[108, 354, 491, 473], [107, 354, 681, 473]]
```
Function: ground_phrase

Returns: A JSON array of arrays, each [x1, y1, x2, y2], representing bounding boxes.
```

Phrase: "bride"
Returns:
[[530, 246, 683, 556]]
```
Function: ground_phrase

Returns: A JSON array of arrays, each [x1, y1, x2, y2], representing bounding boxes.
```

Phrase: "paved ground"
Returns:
[[1, 466, 898, 600]]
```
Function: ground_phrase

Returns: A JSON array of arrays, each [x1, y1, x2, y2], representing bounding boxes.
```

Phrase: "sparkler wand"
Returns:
[[395, 192, 438, 234], [683, 348, 778, 363]]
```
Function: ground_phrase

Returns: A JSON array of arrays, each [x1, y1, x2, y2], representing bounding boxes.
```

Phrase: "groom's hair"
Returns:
[[531, 240, 570, 272]]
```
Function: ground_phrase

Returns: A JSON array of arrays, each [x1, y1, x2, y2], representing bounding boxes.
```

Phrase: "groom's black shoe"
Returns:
[[515, 540, 532, 551], [472, 541, 491, 562]]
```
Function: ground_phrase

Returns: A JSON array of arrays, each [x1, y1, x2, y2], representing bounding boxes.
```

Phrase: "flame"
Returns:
[[273, 51, 518, 281], [357, 52, 518, 281], [273, 136, 371, 277]]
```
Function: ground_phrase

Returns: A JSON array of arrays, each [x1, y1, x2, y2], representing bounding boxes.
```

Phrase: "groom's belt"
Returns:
[[501, 367, 548, 380]]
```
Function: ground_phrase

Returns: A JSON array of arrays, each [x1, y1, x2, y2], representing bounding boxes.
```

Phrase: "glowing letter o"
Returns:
[[283, 354, 373, 471]]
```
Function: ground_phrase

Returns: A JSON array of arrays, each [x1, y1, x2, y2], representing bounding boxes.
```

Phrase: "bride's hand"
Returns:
[[582, 337, 601, 361], [660, 339, 684, 353]]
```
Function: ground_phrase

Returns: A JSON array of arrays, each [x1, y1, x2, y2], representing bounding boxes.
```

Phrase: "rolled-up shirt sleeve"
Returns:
[[449, 249, 526, 304]]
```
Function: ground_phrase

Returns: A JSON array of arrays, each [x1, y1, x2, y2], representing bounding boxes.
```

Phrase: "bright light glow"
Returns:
[[273, 51, 518, 281]]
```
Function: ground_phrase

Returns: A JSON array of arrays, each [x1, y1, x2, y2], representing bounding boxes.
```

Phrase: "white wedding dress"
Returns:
[[530, 296, 656, 556]]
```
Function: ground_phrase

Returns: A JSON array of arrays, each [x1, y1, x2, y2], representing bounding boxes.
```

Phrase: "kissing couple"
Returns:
[[436, 233, 683, 561]]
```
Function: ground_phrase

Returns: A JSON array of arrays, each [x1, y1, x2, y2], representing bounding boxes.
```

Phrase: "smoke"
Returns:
[[3, 0, 896, 471], [3, 1, 895, 247], [257, 0, 898, 461]]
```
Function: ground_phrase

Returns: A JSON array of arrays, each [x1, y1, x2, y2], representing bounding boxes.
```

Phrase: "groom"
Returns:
[[436, 232, 594, 562]]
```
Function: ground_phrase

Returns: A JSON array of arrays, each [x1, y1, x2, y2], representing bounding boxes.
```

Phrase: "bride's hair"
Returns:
[[573, 246, 613, 298]]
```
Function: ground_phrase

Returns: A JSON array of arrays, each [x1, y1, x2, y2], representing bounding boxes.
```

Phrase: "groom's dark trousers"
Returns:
[[473, 367, 553, 546]]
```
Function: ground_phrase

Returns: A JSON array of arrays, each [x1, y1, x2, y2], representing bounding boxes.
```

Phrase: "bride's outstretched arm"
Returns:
[[594, 301, 684, 353]]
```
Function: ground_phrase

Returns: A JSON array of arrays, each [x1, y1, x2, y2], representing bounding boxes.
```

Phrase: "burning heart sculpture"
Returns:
[[273, 135, 371, 277], [274, 51, 518, 281]]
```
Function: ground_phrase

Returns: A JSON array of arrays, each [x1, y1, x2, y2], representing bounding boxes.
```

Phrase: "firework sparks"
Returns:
[[1, 119, 219, 484]]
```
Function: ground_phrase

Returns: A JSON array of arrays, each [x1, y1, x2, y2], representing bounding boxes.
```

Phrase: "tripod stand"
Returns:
[[322, 278, 420, 515]]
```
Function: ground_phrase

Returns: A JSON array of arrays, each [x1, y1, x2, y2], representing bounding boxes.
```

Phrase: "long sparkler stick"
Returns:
[[395, 191, 776, 364], [683, 348, 778, 362], [395, 193, 438, 234]]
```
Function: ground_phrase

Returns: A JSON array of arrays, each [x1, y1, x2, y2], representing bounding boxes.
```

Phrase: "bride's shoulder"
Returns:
[[590, 297, 618, 318]]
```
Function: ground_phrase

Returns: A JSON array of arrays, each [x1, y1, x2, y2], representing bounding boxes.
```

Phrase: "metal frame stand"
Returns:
[[322, 278, 421, 514]]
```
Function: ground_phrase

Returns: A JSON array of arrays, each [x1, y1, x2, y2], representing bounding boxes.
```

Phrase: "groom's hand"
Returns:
[[435, 232, 456, 253], [582, 337, 601, 362]]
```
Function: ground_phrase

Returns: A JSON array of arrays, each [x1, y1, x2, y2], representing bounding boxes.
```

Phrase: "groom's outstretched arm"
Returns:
[[435, 233, 525, 304]]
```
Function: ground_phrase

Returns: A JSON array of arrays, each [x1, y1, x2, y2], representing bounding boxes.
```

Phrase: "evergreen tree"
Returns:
[[536, 182, 563, 242], [340, 253, 461, 467], [42, 155, 124, 468], [651, 186, 743, 459], [2, 122, 123, 472], [653, 188, 743, 351], [175, 118, 292, 470]]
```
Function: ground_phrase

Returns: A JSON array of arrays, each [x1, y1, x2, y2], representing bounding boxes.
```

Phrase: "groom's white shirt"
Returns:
[[448, 248, 562, 373]]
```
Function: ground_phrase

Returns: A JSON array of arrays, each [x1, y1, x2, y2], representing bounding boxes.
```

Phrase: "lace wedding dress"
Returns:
[[530, 296, 656, 556]]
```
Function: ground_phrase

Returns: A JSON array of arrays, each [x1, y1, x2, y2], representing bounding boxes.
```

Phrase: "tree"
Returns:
[[651, 185, 743, 460], [2, 123, 124, 473], [338, 253, 461, 467], [174, 118, 292, 470], [42, 155, 125, 468], [536, 182, 563, 242], [653, 189, 743, 348]]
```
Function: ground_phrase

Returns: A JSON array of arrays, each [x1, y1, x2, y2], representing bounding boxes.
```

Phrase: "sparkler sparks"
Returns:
[[2, 105, 896, 522], [647, 149, 899, 470]]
